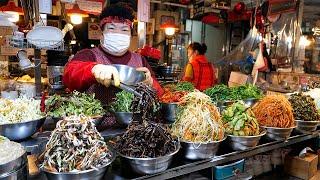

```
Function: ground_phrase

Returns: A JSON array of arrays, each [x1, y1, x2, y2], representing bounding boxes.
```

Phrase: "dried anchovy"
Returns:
[[40, 115, 112, 172], [131, 83, 161, 123], [115, 121, 178, 158], [289, 93, 320, 121]]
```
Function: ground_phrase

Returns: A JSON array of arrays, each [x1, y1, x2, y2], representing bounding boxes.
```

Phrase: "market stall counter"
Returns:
[[26, 129, 319, 180]]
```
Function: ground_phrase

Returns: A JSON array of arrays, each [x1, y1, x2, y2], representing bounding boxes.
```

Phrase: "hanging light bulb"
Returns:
[[1, 0, 23, 23], [160, 20, 178, 36], [299, 35, 311, 47], [164, 27, 176, 36], [70, 14, 83, 25], [67, 3, 88, 25]]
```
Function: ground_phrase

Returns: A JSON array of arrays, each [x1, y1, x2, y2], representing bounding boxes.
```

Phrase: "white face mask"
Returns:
[[101, 33, 131, 56]]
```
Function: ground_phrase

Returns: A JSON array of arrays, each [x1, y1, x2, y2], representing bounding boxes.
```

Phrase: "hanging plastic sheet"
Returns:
[[270, 13, 297, 65], [215, 27, 262, 84]]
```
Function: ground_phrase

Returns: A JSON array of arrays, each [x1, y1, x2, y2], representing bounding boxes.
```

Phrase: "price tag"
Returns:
[[0, 46, 34, 56], [39, 0, 52, 14], [0, 27, 13, 36]]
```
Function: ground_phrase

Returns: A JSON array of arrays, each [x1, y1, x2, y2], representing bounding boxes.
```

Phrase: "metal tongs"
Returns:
[[118, 83, 142, 97]]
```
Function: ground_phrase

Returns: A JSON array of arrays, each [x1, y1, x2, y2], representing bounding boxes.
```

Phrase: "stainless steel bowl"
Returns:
[[114, 112, 132, 126], [91, 116, 103, 126], [295, 120, 319, 133], [217, 100, 234, 107], [0, 152, 27, 176], [42, 151, 116, 180], [0, 117, 45, 141], [113, 64, 145, 86], [49, 115, 103, 127], [119, 143, 180, 175], [158, 66, 182, 78], [217, 105, 228, 114], [181, 136, 226, 160], [227, 130, 266, 151], [243, 98, 259, 107], [262, 126, 295, 141], [160, 103, 178, 124]]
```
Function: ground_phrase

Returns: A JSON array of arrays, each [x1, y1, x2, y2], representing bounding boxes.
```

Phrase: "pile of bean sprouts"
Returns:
[[171, 91, 225, 143]]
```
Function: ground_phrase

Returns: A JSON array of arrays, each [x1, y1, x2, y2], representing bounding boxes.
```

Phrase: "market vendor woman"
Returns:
[[182, 42, 217, 91], [64, 3, 163, 102], [63, 3, 163, 126]]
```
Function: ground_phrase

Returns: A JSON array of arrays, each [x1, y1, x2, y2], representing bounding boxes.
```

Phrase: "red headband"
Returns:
[[100, 16, 133, 29]]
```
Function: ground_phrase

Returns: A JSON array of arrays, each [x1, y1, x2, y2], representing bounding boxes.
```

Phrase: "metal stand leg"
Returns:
[[34, 49, 42, 97]]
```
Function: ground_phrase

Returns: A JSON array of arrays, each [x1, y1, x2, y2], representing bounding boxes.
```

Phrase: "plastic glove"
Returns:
[[136, 67, 153, 86], [92, 64, 120, 87]]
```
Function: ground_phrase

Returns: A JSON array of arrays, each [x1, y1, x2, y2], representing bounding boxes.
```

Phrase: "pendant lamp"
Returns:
[[1, 0, 23, 23], [66, 3, 88, 25]]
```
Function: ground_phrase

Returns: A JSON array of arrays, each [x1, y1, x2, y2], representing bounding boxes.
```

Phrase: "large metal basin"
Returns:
[[295, 120, 319, 133], [160, 103, 178, 124], [0, 162, 28, 180], [181, 137, 226, 160], [227, 130, 266, 151], [0, 118, 45, 141], [0, 152, 27, 176], [42, 151, 116, 180], [119, 143, 180, 175], [262, 126, 295, 141]]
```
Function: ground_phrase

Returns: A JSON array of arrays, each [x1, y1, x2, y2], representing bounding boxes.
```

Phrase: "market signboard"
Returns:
[[192, 0, 231, 18], [88, 23, 102, 40], [65, 0, 104, 15]]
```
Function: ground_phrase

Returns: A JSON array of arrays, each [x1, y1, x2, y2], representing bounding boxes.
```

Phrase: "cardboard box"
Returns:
[[228, 71, 249, 87], [284, 153, 318, 180]]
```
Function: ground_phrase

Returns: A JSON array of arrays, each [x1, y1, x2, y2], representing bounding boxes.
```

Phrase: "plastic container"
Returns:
[[213, 159, 245, 180]]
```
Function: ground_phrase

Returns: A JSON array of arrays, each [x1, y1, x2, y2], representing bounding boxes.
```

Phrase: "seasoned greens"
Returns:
[[204, 84, 263, 102], [46, 91, 104, 118], [289, 93, 320, 121], [110, 91, 134, 112], [174, 82, 195, 92]]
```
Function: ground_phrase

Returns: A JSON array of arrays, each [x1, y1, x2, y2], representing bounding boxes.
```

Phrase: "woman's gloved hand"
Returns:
[[136, 67, 153, 86], [92, 64, 120, 87]]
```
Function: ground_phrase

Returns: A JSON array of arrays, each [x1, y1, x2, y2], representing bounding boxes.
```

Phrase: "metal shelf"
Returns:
[[6, 36, 64, 51], [105, 131, 320, 180]]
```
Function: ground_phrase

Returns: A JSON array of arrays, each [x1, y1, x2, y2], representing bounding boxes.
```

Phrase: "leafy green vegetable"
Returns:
[[204, 84, 231, 102], [110, 91, 134, 112], [174, 82, 195, 92], [46, 91, 104, 118], [204, 84, 263, 102]]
